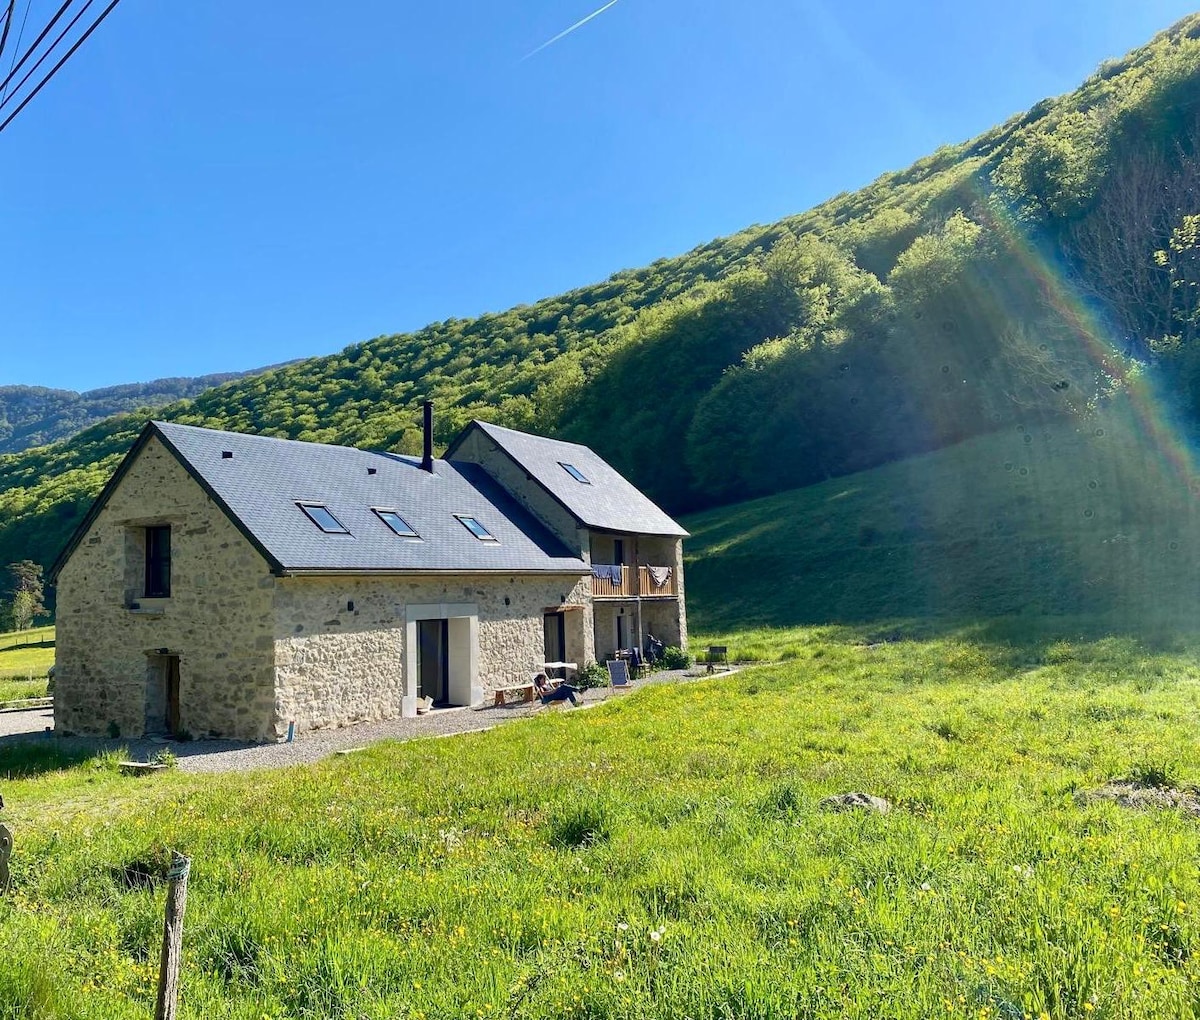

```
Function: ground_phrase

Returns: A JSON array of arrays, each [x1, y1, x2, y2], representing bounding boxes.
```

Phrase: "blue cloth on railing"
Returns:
[[591, 564, 623, 584]]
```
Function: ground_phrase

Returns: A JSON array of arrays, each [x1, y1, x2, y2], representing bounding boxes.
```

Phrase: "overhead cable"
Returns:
[[0, 0, 79, 100], [0, 2, 17, 67], [0, 0, 123, 135], [0, 0, 98, 113], [2, 0, 32, 102]]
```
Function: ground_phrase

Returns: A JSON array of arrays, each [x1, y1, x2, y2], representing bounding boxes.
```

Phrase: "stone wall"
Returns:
[[642, 599, 685, 651], [671, 537, 688, 651], [273, 571, 593, 732], [55, 436, 277, 740]]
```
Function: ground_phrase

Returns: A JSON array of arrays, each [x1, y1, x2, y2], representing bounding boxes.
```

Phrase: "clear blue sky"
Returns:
[[1, 0, 1196, 392]]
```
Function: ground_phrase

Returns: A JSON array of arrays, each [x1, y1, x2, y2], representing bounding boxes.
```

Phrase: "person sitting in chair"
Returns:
[[534, 671, 580, 706], [644, 631, 665, 664]]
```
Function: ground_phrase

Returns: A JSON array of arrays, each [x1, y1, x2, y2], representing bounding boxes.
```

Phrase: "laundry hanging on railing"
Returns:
[[591, 564, 623, 584], [647, 565, 673, 588]]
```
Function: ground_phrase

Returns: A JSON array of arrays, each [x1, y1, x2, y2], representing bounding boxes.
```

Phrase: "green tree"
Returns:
[[5, 560, 47, 627], [992, 109, 1108, 222], [9, 589, 34, 632], [1153, 213, 1200, 349]]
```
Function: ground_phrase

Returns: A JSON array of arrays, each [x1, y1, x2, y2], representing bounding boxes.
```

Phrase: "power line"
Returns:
[[0, 0, 123, 135], [0, 2, 17, 67], [0, 0, 85, 105], [0, 0, 97, 114], [3, 0, 32, 103]]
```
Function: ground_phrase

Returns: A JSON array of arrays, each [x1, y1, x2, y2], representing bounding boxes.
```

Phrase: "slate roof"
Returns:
[[447, 420, 688, 538], [56, 421, 588, 577]]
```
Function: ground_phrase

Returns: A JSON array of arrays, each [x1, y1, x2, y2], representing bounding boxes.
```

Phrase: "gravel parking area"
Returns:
[[0, 667, 732, 774], [0, 704, 53, 739]]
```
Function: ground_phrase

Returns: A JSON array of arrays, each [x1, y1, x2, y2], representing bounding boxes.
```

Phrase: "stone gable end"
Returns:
[[55, 436, 278, 740]]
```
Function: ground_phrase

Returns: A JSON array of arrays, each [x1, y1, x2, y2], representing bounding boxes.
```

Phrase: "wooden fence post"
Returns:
[[0, 823, 11, 894], [154, 852, 191, 1020]]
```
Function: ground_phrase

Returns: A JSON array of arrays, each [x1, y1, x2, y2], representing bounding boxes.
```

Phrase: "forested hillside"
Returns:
[[0, 367, 281, 455], [3, 14, 1200, 583]]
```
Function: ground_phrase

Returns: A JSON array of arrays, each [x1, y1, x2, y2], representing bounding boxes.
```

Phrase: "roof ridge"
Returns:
[[153, 420, 428, 462], [474, 418, 590, 451]]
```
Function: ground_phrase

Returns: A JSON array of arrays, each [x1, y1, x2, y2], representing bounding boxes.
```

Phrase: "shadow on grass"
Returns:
[[0, 722, 264, 778], [0, 638, 54, 652], [0, 738, 110, 779]]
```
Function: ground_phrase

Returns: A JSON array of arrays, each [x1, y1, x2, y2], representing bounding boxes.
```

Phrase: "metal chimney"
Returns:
[[421, 400, 434, 472]]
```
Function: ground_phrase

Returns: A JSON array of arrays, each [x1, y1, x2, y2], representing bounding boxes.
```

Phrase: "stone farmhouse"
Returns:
[[50, 410, 687, 741]]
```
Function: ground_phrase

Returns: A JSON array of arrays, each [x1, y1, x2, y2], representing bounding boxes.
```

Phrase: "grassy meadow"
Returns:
[[685, 403, 1200, 643], [4, 629, 1200, 1018], [8, 400, 1200, 1016], [0, 625, 53, 703]]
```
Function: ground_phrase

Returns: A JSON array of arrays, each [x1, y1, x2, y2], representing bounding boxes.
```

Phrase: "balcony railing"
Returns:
[[590, 564, 634, 598], [637, 565, 677, 597], [590, 564, 676, 598]]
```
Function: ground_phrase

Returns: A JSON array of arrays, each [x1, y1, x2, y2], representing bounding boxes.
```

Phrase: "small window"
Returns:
[[144, 525, 171, 598], [374, 508, 420, 538], [299, 503, 350, 534], [560, 462, 589, 484], [455, 515, 498, 542]]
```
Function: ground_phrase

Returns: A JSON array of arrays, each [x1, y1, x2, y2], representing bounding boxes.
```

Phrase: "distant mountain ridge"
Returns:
[[0, 366, 294, 455]]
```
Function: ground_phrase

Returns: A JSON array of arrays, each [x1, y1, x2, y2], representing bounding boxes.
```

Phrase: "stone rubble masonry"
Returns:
[[55, 436, 599, 742], [272, 572, 593, 737], [55, 436, 278, 741]]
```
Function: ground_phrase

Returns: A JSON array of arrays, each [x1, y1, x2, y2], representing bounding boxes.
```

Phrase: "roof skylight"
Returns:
[[298, 503, 350, 534], [455, 514, 498, 542], [374, 508, 420, 538], [559, 462, 590, 484]]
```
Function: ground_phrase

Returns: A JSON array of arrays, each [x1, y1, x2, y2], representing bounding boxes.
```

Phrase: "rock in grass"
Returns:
[[1076, 781, 1200, 817], [820, 792, 890, 814]]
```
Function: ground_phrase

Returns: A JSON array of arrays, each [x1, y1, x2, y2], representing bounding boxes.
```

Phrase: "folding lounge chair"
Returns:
[[605, 659, 633, 691]]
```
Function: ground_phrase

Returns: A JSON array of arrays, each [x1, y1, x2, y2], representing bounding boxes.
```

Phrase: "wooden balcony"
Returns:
[[590, 564, 677, 599], [637, 565, 677, 598], [591, 564, 635, 598]]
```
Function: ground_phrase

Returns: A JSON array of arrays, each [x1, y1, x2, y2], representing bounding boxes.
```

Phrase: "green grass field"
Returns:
[[0, 624, 53, 702], [4, 630, 1200, 1018], [8, 403, 1200, 1016], [684, 402, 1200, 637]]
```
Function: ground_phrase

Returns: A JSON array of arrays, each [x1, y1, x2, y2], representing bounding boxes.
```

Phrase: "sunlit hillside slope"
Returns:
[[685, 397, 1200, 633]]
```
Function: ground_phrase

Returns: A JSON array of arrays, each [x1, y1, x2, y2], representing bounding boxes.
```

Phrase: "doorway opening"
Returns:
[[543, 611, 566, 664], [145, 653, 181, 737], [417, 618, 450, 706]]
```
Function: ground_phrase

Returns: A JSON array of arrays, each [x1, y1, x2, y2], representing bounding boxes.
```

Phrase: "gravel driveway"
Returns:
[[0, 668, 725, 774]]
